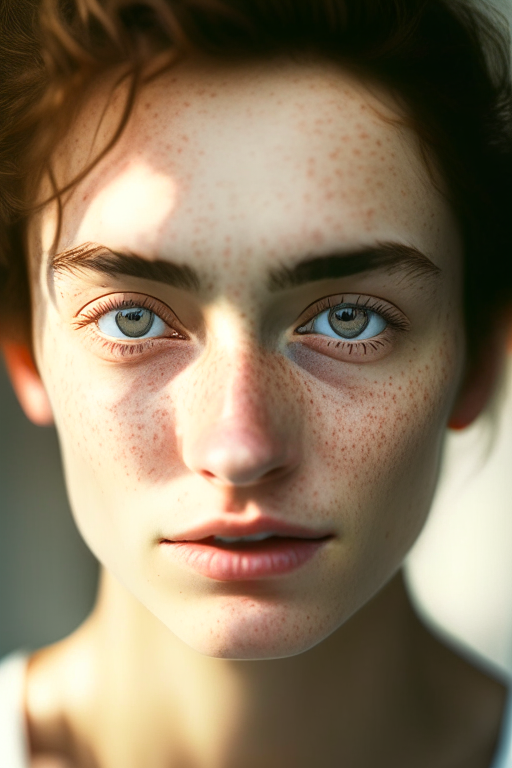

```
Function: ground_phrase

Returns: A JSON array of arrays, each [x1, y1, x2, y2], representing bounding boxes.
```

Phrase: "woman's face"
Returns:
[[29, 59, 464, 658]]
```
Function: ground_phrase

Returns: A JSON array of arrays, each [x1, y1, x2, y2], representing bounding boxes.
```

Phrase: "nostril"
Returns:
[[186, 421, 300, 488], [199, 461, 292, 488], [262, 466, 287, 481]]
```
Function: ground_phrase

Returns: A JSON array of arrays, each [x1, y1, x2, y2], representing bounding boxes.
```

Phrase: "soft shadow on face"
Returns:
[[28, 57, 465, 659]]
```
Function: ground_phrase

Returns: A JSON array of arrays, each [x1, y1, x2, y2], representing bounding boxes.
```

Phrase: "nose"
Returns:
[[189, 418, 295, 487], [178, 349, 300, 488]]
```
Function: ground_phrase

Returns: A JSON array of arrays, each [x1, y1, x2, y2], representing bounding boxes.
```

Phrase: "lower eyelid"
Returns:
[[76, 309, 188, 362], [100, 338, 157, 356], [293, 324, 399, 363], [87, 332, 178, 362]]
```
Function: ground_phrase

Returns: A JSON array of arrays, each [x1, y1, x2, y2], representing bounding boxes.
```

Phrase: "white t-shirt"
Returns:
[[1, 651, 511, 767]]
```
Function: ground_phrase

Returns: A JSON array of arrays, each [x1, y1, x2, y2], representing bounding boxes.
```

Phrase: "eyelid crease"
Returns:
[[294, 293, 411, 335], [72, 292, 188, 339]]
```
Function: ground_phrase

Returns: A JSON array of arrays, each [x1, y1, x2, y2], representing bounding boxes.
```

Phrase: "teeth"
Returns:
[[213, 532, 277, 543]]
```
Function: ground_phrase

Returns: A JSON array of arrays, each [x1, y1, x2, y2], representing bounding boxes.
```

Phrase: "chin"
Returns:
[[159, 596, 340, 660]]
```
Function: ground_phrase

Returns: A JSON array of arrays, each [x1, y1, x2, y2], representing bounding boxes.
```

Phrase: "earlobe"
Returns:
[[448, 328, 508, 431], [2, 343, 54, 426]]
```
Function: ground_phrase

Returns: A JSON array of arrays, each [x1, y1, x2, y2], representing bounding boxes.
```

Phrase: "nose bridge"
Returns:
[[184, 338, 280, 445], [177, 332, 300, 487], [218, 343, 272, 424], [182, 302, 277, 428]]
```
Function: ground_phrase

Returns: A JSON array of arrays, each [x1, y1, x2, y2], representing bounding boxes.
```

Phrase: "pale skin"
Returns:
[[3, 57, 508, 767]]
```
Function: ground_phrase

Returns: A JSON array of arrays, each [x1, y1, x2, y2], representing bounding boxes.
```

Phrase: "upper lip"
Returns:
[[161, 515, 333, 542]]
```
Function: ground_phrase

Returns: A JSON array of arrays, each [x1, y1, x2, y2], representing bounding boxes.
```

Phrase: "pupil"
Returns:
[[115, 308, 154, 338], [329, 306, 369, 339]]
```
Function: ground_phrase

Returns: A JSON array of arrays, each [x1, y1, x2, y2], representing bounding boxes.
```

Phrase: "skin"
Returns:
[[4, 58, 507, 767]]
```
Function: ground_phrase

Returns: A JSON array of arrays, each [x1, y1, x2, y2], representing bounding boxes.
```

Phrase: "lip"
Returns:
[[159, 516, 333, 581], [162, 515, 331, 542]]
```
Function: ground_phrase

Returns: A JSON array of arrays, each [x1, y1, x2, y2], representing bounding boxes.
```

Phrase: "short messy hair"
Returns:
[[0, 0, 511, 360]]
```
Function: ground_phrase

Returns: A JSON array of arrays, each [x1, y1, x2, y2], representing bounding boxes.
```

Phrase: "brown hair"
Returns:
[[0, 0, 511, 358]]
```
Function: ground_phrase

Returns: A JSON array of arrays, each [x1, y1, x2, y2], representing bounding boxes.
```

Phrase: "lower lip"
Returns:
[[160, 537, 330, 581]]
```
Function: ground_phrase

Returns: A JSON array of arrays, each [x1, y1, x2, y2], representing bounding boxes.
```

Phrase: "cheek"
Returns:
[[295, 335, 460, 535], [45, 345, 190, 491]]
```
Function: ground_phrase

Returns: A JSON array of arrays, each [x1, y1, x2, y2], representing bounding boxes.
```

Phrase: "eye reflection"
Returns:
[[116, 308, 154, 337], [98, 307, 166, 339], [298, 303, 387, 341], [329, 307, 369, 338]]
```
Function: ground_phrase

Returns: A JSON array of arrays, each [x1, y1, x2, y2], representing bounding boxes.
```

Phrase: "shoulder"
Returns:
[[0, 649, 75, 768], [0, 651, 31, 768], [410, 615, 511, 768], [490, 684, 512, 768]]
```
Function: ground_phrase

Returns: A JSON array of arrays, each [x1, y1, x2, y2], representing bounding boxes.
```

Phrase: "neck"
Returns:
[[30, 567, 501, 768], [46, 568, 434, 767]]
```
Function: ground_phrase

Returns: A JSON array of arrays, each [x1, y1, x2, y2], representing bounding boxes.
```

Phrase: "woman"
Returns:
[[0, 0, 512, 765]]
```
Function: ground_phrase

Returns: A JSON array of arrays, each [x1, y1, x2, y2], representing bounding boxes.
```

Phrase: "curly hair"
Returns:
[[0, 0, 511, 359]]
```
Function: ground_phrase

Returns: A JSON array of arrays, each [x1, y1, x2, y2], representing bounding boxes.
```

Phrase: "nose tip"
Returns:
[[188, 421, 297, 488]]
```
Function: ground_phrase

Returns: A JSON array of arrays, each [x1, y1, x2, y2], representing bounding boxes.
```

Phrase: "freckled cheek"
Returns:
[[47, 353, 184, 487], [302, 363, 456, 508]]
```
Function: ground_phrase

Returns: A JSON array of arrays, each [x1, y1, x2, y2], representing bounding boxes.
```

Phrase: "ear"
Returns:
[[2, 343, 54, 426], [448, 327, 508, 431]]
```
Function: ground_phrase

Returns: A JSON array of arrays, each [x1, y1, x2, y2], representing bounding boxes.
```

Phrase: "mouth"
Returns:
[[159, 526, 333, 581]]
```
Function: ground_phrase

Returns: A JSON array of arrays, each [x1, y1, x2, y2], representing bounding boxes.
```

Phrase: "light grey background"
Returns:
[[0, 361, 97, 656]]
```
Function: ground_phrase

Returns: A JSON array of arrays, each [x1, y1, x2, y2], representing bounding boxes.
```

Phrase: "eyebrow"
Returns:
[[267, 243, 440, 291], [51, 241, 440, 292], [51, 243, 200, 292]]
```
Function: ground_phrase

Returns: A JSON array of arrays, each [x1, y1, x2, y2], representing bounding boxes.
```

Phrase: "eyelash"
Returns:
[[294, 294, 410, 356], [74, 294, 186, 359], [75, 292, 409, 361]]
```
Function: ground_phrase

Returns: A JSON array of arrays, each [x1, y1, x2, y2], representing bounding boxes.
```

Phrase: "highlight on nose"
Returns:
[[186, 420, 298, 487]]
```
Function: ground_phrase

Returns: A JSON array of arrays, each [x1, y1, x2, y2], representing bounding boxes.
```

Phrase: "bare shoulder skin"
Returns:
[[5, 58, 507, 767]]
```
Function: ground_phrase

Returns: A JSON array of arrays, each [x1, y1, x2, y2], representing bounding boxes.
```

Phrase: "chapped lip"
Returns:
[[160, 515, 334, 543]]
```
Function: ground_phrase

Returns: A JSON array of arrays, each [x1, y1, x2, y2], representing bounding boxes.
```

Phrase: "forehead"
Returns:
[[35, 58, 459, 275]]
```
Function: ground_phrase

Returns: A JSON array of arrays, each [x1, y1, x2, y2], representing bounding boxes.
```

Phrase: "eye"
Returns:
[[98, 306, 167, 339], [298, 303, 387, 341]]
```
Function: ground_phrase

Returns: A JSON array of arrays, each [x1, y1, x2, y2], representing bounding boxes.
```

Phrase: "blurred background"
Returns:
[[406, 353, 512, 679], [1, 0, 512, 680], [0, 360, 98, 656]]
